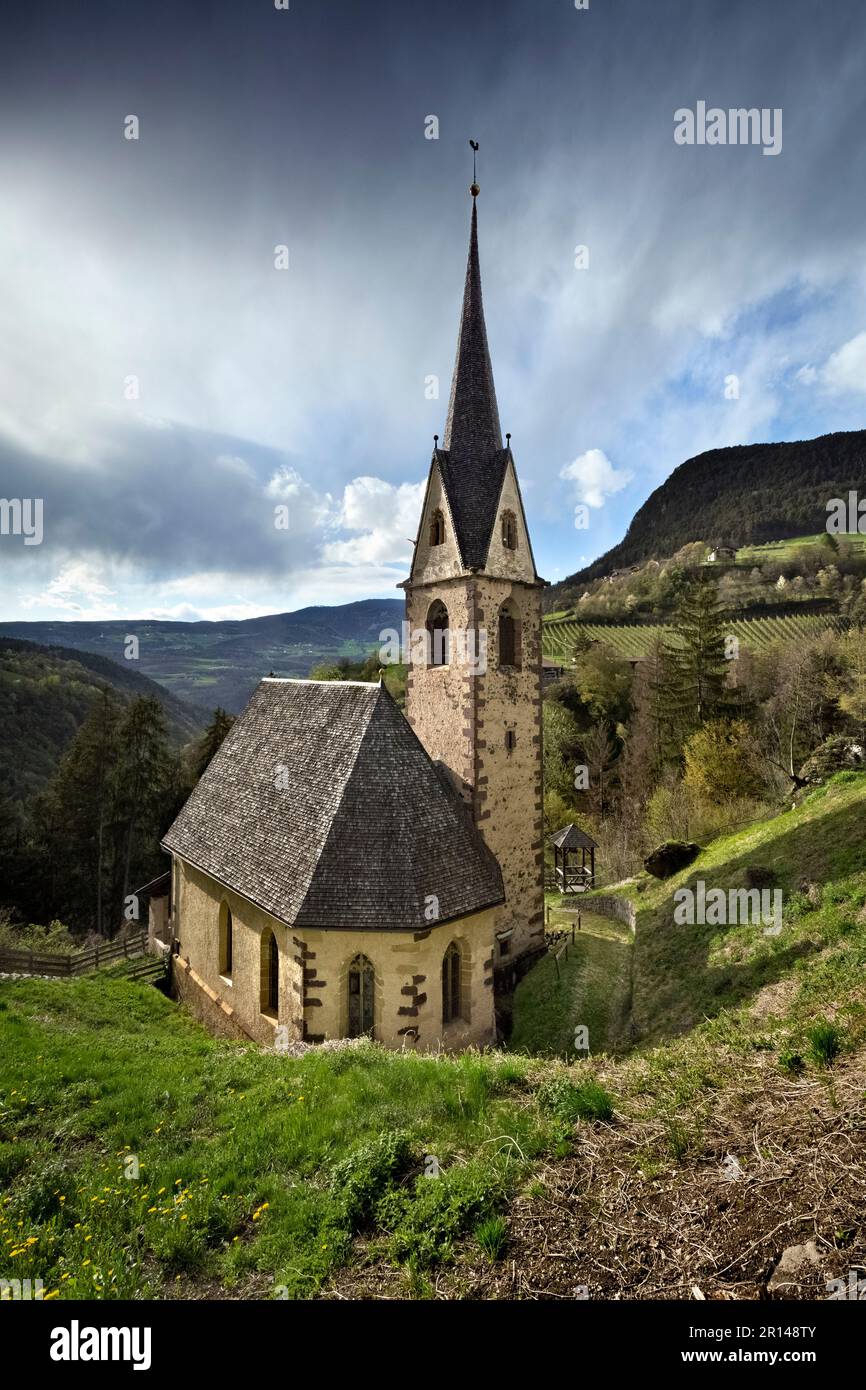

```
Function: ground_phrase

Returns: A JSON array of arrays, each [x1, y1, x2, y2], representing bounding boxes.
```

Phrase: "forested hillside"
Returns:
[[0, 638, 206, 803]]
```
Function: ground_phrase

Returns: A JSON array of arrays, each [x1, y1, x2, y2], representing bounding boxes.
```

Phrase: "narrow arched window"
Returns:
[[498, 598, 521, 669], [219, 902, 233, 977], [261, 928, 279, 1015], [426, 599, 450, 667], [501, 510, 518, 550], [442, 942, 462, 1025], [347, 954, 375, 1037], [429, 509, 445, 546]]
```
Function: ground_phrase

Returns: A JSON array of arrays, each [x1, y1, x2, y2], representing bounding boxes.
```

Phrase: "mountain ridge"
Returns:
[[549, 427, 866, 603]]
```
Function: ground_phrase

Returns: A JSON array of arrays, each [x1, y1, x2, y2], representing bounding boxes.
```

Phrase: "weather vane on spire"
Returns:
[[470, 139, 480, 196]]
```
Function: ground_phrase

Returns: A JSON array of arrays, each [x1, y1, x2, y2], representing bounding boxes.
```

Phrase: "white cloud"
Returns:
[[322, 476, 425, 567], [559, 449, 633, 511], [19, 559, 118, 619], [819, 332, 866, 395]]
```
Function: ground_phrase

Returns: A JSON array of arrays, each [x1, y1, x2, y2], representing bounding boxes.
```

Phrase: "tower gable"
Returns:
[[409, 457, 464, 584], [484, 455, 539, 583]]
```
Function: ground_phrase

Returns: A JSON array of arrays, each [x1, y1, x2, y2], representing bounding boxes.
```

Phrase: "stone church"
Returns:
[[161, 184, 545, 1050]]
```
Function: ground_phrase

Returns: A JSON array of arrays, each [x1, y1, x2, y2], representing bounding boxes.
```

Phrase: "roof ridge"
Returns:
[[261, 676, 381, 688]]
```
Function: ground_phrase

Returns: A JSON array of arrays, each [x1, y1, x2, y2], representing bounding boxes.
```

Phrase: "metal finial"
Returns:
[[434, 433, 439, 447], [469, 139, 479, 196], [506, 432, 511, 446]]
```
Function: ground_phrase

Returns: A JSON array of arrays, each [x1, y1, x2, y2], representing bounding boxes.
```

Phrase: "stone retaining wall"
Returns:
[[584, 895, 637, 934]]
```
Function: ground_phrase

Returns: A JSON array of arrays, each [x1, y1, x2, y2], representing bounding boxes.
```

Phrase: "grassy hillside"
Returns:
[[3, 774, 865, 1300], [0, 599, 405, 714], [0, 638, 207, 802], [618, 770, 866, 1045], [734, 533, 866, 567], [548, 427, 866, 595], [0, 978, 558, 1299]]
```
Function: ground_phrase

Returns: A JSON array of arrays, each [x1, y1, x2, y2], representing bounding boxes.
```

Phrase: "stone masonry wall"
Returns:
[[171, 855, 497, 1050], [405, 573, 545, 965]]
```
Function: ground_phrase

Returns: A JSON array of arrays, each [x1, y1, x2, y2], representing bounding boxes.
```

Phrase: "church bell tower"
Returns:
[[402, 175, 546, 973]]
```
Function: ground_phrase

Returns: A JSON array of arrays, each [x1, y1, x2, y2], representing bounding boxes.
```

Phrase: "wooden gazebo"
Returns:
[[547, 823, 598, 893]]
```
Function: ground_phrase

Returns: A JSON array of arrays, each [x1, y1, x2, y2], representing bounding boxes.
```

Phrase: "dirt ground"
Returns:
[[322, 1054, 866, 1301]]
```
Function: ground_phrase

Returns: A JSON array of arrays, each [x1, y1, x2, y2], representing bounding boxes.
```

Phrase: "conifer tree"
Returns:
[[112, 696, 174, 926], [662, 575, 730, 741], [191, 707, 235, 781], [53, 688, 121, 935]]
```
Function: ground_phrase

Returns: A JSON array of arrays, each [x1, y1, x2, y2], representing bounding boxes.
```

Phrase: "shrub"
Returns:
[[328, 1130, 413, 1228], [379, 1163, 504, 1268], [806, 1020, 842, 1069], [779, 1049, 805, 1076], [475, 1215, 508, 1261], [537, 1074, 614, 1123]]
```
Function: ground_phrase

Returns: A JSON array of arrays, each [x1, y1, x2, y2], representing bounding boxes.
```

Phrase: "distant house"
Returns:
[[708, 542, 738, 562], [542, 657, 566, 686]]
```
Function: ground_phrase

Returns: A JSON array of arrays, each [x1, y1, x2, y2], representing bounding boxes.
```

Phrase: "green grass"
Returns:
[[0, 978, 554, 1300], [734, 533, 866, 567], [537, 1074, 615, 1123], [515, 774, 866, 1172], [475, 1214, 508, 1261], [510, 912, 632, 1058], [806, 1019, 842, 1069]]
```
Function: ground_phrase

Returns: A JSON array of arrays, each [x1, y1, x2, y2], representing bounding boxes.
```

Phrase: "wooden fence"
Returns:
[[0, 929, 149, 978]]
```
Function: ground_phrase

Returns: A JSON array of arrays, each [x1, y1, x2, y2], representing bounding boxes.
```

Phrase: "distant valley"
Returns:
[[0, 598, 405, 714]]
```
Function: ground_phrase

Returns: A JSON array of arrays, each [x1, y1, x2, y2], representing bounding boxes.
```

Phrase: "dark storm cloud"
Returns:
[[2, 0, 866, 613], [0, 418, 325, 578]]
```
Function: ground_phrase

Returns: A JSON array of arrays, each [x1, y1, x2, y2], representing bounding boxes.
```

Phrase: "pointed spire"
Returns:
[[442, 190, 503, 460]]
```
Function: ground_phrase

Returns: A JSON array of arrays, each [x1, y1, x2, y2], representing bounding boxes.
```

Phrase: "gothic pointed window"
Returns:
[[501, 510, 518, 550], [498, 598, 521, 669], [219, 902, 233, 978], [347, 954, 375, 1037], [426, 599, 450, 667], [442, 942, 462, 1025], [429, 509, 445, 547], [261, 928, 279, 1015]]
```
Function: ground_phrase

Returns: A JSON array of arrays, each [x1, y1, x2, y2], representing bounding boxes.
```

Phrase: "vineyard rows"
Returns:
[[542, 612, 847, 662]]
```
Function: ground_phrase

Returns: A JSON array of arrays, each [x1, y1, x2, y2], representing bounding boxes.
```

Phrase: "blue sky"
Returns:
[[1, 0, 865, 621]]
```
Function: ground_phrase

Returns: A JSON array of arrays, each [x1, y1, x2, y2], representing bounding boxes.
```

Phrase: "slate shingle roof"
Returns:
[[443, 199, 502, 462], [436, 196, 509, 571], [163, 678, 504, 931], [548, 823, 598, 852]]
